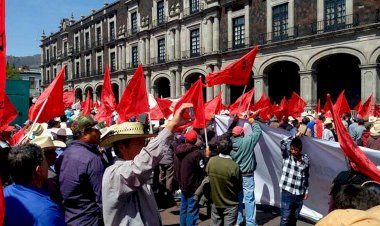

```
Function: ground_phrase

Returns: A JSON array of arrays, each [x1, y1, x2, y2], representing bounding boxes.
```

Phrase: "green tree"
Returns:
[[6, 62, 20, 79]]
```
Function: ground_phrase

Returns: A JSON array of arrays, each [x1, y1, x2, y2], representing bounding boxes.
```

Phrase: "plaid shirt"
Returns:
[[279, 137, 310, 195]]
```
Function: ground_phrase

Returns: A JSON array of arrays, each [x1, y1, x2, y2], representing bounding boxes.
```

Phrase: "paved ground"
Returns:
[[160, 202, 316, 226]]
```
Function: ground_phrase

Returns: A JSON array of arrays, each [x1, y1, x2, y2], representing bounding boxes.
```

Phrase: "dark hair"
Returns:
[[318, 114, 325, 121], [291, 119, 299, 127], [159, 118, 165, 126], [334, 184, 380, 210], [8, 144, 44, 184], [290, 137, 302, 150], [217, 139, 232, 155], [301, 117, 309, 125]]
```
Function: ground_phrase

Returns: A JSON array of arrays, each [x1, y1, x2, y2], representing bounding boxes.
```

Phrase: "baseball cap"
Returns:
[[184, 130, 198, 143], [232, 126, 244, 136], [71, 115, 99, 134]]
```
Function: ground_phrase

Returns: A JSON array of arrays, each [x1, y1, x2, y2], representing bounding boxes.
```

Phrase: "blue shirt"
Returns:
[[306, 120, 316, 137], [4, 184, 65, 226]]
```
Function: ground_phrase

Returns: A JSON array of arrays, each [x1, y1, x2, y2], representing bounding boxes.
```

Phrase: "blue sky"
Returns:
[[6, 0, 112, 56]]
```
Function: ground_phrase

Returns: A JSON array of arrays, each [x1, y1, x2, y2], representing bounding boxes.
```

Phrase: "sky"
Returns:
[[6, 0, 113, 57]]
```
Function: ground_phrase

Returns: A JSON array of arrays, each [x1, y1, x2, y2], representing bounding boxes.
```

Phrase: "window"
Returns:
[[158, 38, 165, 63], [97, 56, 103, 74], [324, 0, 346, 31], [272, 3, 288, 41], [47, 70, 50, 82], [53, 46, 57, 59], [110, 52, 116, 72], [190, 29, 200, 57], [86, 59, 91, 76], [46, 49, 49, 62], [64, 65, 68, 80], [96, 27, 102, 46], [157, 1, 165, 25], [109, 21, 115, 41], [85, 32, 90, 49], [75, 36, 80, 52], [132, 46, 138, 67], [190, 0, 200, 14], [75, 62, 80, 78], [29, 77, 35, 89], [54, 68, 57, 78], [63, 42, 68, 56], [233, 16, 245, 49], [131, 12, 138, 34]]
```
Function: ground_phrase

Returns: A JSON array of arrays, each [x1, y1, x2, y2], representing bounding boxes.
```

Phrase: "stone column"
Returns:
[[206, 65, 214, 101], [125, 44, 130, 65], [145, 71, 152, 95], [205, 18, 213, 53], [213, 64, 221, 96], [299, 70, 317, 109], [175, 28, 181, 60], [140, 39, 146, 65], [169, 30, 175, 61], [170, 71, 176, 98], [176, 70, 181, 97], [121, 44, 126, 69], [360, 64, 379, 104], [253, 75, 268, 102], [213, 16, 220, 52], [118, 77, 124, 101], [117, 45, 122, 70], [227, 7, 232, 49], [181, 82, 186, 95], [145, 38, 150, 65]]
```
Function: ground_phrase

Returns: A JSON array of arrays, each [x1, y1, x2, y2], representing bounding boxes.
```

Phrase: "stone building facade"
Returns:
[[40, 0, 380, 108]]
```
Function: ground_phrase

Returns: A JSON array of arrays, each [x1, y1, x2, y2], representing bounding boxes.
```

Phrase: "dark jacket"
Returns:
[[366, 135, 380, 151], [174, 143, 204, 195]]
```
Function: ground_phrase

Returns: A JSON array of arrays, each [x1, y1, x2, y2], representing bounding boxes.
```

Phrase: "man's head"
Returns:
[[358, 118, 365, 126], [71, 115, 101, 144], [333, 183, 380, 210], [290, 137, 302, 157], [184, 130, 198, 144], [292, 119, 300, 128], [30, 136, 66, 166], [217, 139, 232, 155], [8, 144, 48, 187], [232, 126, 244, 137]]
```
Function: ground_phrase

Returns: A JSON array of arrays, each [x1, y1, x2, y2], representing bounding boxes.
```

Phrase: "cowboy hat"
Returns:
[[100, 122, 156, 147], [370, 118, 380, 136], [27, 123, 44, 137], [324, 118, 333, 125], [30, 135, 66, 151]]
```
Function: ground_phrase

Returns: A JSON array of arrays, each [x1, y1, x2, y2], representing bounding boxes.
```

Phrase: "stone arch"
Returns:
[[182, 68, 207, 81], [152, 73, 172, 85], [75, 87, 83, 101], [307, 47, 367, 70], [152, 73, 171, 98], [369, 46, 380, 64], [258, 55, 305, 76]]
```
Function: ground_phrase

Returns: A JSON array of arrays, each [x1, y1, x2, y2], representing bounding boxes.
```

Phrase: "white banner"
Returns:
[[214, 115, 380, 222]]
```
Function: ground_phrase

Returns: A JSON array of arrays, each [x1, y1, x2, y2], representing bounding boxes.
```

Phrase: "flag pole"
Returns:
[[19, 97, 49, 144], [204, 128, 209, 148], [236, 85, 247, 116], [148, 112, 154, 134]]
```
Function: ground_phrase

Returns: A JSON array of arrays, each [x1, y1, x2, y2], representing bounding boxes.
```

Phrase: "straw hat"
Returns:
[[27, 123, 44, 137], [30, 135, 66, 151], [324, 118, 333, 125], [370, 118, 380, 136], [100, 122, 156, 147]]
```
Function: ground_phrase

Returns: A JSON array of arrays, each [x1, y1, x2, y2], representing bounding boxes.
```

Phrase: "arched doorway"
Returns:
[[96, 85, 103, 101], [154, 77, 171, 98], [266, 61, 300, 104], [314, 54, 361, 108], [75, 88, 83, 101], [112, 84, 119, 104], [84, 87, 94, 101], [229, 72, 254, 103], [184, 73, 206, 101]]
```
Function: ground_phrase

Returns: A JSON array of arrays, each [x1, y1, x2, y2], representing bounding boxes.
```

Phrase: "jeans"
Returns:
[[237, 175, 256, 226], [211, 204, 238, 226], [180, 193, 199, 226], [280, 189, 304, 226]]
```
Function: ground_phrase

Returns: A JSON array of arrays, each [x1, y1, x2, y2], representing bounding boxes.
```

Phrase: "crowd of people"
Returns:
[[1, 103, 380, 226]]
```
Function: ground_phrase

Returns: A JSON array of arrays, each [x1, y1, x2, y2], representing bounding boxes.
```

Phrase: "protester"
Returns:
[[279, 137, 310, 226], [352, 118, 366, 146], [297, 117, 311, 137], [289, 119, 299, 137], [231, 115, 262, 226], [206, 139, 242, 226], [100, 103, 194, 226], [362, 121, 373, 147], [3, 144, 65, 226], [314, 114, 325, 139], [366, 117, 380, 150], [306, 115, 316, 137], [0, 126, 14, 185], [59, 115, 107, 225], [322, 118, 335, 141], [348, 115, 359, 139]]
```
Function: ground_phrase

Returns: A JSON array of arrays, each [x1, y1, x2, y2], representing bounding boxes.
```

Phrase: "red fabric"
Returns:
[[30, 66, 65, 123], [184, 130, 198, 143], [155, 97, 172, 119], [354, 100, 362, 112], [8, 126, 26, 146], [229, 87, 255, 115], [315, 119, 323, 139], [322, 101, 329, 114], [358, 93, 373, 118], [28, 104, 35, 120], [326, 94, 380, 183], [0, 95, 17, 130], [63, 90, 75, 108], [273, 97, 288, 121], [287, 92, 307, 118], [206, 46, 259, 86], [117, 64, 149, 123], [173, 77, 205, 128], [95, 65, 116, 125], [333, 90, 351, 117], [82, 90, 92, 116], [252, 93, 271, 121], [149, 105, 165, 120], [315, 99, 321, 114], [0, 0, 6, 143], [204, 92, 223, 121], [374, 105, 380, 117]]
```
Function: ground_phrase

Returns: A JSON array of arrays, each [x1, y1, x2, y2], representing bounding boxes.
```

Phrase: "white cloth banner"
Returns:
[[214, 115, 380, 222]]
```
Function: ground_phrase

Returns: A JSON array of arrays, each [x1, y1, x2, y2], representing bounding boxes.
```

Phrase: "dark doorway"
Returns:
[[230, 71, 254, 104], [155, 77, 171, 98], [75, 88, 83, 101], [184, 73, 206, 101], [84, 87, 94, 101], [112, 84, 119, 104], [96, 86, 103, 101], [266, 61, 300, 104], [315, 54, 360, 108]]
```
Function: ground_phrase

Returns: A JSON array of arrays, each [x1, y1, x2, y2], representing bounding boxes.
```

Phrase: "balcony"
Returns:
[[311, 14, 358, 34], [128, 62, 139, 68], [150, 55, 168, 65], [182, 47, 205, 59], [92, 39, 103, 48], [126, 27, 140, 36], [183, 3, 204, 17], [152, 16, 168, 28], [106, 36, 116, 45]]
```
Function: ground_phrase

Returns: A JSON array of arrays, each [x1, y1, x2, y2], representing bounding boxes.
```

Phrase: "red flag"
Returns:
[[273, 97, 288, 121], [8, 126, 26, 146], [358, 93, 373, 118], [117, 64, 149, 123], [229, 87, 255, 116], [333, 90, 351, 117], [0, 0, 6, 221], [155, 97, 172, 119], [205, 92, 223, 121], [374, 105, 380, 117], [287, 92, 307, 118], [326, 94, 380, 183], [174, 77, 205, 128], [150, 105, 165, 120], [30, 66, 65, 123], [0, 95, 17, 130], [63, 90, 75, 108], [315, 99, 321, 114], [95, 65, 116, 125], [354, 100, 362, 112], [252, 93, 272, 121], [206, 46, 259, 86], [82, 90, 92, 116]]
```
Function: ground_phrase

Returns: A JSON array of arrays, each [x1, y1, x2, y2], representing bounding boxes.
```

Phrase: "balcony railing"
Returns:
[[182, 47, 205, 59], [223, 37, 251, 51], [183, 3, 204, 17], [128, 62, 139, 69], [106, 36, 116, 44], [152, 17, 168, 28]]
